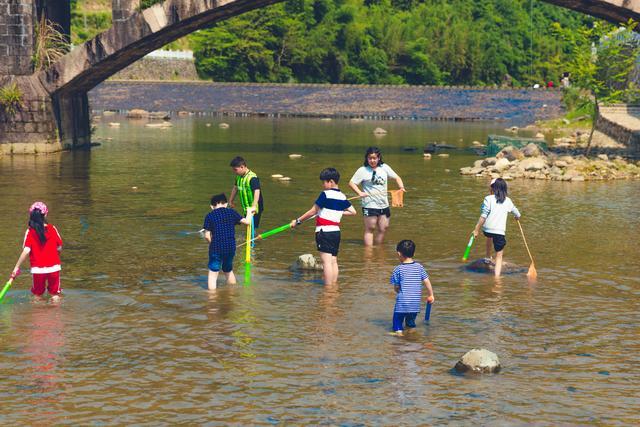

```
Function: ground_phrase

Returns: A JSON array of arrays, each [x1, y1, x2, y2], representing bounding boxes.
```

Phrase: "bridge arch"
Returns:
[[4, 0, 640, 151]]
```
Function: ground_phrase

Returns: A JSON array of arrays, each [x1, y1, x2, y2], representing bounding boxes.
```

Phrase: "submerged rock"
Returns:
[[455, 349, 501, 374], [464, 258, 526, 275], [290, 254, 323, 272]]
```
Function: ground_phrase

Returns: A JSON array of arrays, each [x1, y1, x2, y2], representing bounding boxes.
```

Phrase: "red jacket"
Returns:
[[23, 224, 63, 273]]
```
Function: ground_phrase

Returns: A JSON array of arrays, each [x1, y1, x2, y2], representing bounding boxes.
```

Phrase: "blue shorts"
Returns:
[[208, 252, 235, 273], [393, 312, 418, 332]]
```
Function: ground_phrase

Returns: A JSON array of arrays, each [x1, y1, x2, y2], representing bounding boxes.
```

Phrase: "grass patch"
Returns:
[[0, 82, 23, 116]]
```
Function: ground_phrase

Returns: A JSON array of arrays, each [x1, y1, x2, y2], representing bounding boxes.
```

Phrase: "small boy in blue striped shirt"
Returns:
[[390, 240, 435, 335]]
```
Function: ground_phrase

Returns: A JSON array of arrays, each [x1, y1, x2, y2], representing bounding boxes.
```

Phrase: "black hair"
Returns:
[[210, 193, 228, 206], [491, 178, 508, 204], [229, 156, 247, 167], [319, 167, 340, 183], [363, 146, 384, 167], [396, 240, 416, 258], [29, 209, 47, 244]]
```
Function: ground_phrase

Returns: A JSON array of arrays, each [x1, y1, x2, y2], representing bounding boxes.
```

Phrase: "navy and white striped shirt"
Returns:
[[390, 262, 429, 313]]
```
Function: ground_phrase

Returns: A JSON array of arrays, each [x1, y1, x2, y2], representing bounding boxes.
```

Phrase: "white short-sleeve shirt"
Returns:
[[350, 163, 398, 209]]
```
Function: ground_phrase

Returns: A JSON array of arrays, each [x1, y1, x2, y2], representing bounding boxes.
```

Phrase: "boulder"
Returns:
[[500, 146, 524, 161], [464, 258, 526, 275], [437, 153, 450, 158], [219, 123, 230, 129], [522, 143, 543, 157], [597, 154, 609, 161], [473, 159, 484, 168], [535, 132, 545, 139], [373, 127, 387, 135], [472, 140, 483, 146], [518, 157, 546, 172], [455, 349, 501, 374], [493, 158, 511, 171], [481, 157, 497, 167], [127, 108, 148, 118], [554, 160, 568, 168], [290, 254, 323, 271], [288, 154, 303, 159], [423, 153, 432, 159]]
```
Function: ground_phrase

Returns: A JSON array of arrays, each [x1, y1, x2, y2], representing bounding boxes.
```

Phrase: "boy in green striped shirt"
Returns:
[[229, 156, 264, 228]]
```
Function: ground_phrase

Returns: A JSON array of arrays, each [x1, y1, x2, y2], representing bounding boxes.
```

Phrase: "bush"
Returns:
[[0, 83, 24, 116]]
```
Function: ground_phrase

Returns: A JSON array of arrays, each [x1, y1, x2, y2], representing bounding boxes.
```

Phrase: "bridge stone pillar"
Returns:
[[0, 0, 36, 76], [113, 0, 141, 23]]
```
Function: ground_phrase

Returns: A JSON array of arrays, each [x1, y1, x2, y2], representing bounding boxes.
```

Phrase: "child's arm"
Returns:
[[290, 204, 319, 228], [343, 205, 357, 216], [423, 278, 435, 303], [248, 188, 261, 214], [393, 175, 406, 192], [348, 181, 368, 198], [394, 285, 400, 294], [512, 204, 521, 220], [204, 230, 212, 243], [229, 185, 238, 208], [12, 247, 30, 276], [473, 217, 486, 237]]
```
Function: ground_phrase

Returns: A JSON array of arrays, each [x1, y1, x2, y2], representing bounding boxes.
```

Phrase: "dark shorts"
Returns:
[[483, 231, 506, 252], [362, 207, 391, 218], [315, 230, 341, 256], [208, 252, 235, 273]]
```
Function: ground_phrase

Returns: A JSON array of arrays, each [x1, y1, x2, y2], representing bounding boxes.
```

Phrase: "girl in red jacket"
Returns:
[[12, 202, 63, 300]]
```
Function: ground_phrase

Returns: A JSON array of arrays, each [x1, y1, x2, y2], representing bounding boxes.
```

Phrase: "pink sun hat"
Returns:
[[29, 201, 48, 216]]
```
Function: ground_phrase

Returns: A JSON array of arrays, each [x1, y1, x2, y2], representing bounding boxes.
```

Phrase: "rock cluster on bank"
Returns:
[[460, 143, 640, 181]]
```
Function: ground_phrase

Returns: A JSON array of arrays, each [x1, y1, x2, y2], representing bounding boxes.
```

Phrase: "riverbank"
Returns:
[[89, 81, 562, 125]]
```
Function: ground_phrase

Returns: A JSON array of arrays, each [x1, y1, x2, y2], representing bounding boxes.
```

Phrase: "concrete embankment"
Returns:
[[89, 81, 562, 125]]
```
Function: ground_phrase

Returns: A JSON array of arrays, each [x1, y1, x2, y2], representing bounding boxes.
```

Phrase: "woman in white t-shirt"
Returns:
[[349, 147, 405, 246]]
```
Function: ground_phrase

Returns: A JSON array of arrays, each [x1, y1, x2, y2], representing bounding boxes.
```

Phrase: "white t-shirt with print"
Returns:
[[350, 163, 398, 209]]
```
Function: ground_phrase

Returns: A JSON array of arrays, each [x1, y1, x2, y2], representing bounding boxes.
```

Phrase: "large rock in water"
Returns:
[[464, 258, 526, 275], [290, 254, 323, 272], [455, 349, 501, 373]]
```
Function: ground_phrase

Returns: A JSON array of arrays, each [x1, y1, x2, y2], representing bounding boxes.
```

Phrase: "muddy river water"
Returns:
[[1, 116, 638, 424]]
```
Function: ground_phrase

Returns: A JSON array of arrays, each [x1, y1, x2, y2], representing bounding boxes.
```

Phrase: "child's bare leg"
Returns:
[[374, 215, 390, 245], [224, 271, 237, 285], [485, 237, 493, 260], [363, 217, 377, 246], [319, 252, 335, 285], [494, 250, 504, 277], [208, 270, 219, 290], [331, 256, 339, 284]]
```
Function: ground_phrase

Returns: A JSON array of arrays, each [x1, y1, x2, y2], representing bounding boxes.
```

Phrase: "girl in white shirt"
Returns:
[[472, 178, 521, 277], [349, 147, 405, 246]]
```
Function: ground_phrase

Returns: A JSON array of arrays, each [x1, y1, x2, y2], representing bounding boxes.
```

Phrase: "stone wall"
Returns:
[[0, 0, 35, 76], [111, 57, 199, 81], [596, 105, 640, 158], [0, 75, 62, 154]]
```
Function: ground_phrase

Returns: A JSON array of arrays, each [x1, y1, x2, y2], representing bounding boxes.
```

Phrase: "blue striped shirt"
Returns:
[[390, 262, 429, 313]]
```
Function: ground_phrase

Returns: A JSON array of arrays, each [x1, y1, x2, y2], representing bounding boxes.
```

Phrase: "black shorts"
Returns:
[[315, 230, 341, 256], [362, 207, 391, 218], [483, 231, 506, 252]]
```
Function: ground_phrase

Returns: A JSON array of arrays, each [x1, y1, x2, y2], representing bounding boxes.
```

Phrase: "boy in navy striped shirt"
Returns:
[[390, 240, 435, 335], [291, 168, 356, 285]]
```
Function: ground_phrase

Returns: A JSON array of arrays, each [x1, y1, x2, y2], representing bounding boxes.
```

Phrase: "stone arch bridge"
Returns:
[[1, 0, 639, 153]]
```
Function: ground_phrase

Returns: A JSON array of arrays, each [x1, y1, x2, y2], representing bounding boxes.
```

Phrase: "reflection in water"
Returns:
[[0, 116, 639, 424]]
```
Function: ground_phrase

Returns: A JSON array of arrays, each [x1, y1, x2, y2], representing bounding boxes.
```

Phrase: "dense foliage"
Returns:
[[71, 0, 605, 87], [190, 0, 599, 86]]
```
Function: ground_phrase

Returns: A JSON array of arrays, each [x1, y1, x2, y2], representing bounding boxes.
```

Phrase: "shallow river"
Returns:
[[1, 117, 639, 425]]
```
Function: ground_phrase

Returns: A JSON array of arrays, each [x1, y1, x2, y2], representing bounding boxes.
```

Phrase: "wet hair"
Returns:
[[396, 240, 416, 258], [491, 178, 508, 204], [210, 193, 228, 206], [29, 209, 47, 244], [319, 167, 340, 183], [363, 146, 384, 167], [229, 156, 247, 168]]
